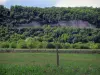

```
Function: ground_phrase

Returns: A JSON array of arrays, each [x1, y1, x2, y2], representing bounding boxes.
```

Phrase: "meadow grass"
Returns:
[[0, 53, 100, 75]]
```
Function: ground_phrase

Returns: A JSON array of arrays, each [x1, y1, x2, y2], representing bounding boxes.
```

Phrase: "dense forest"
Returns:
[[0, 5, 100, 27], [0, 5, 100, 49], [0, 25, 100, 49]]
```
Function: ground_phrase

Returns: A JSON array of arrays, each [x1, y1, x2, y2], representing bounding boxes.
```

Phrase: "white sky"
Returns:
[[55, 0, 100, 7], [0, 0, 100, 7], [0, 0, 7, 4]]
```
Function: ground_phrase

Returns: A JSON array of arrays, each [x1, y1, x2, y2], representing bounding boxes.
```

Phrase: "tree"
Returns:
[[25, 37, 34, 49], [60, 33, 69, 43], [17, 40, 27, 49]]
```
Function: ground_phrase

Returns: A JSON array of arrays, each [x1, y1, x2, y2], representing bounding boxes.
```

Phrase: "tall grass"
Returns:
[[0, 64, 100, 75], [0, 53, 100, 75]]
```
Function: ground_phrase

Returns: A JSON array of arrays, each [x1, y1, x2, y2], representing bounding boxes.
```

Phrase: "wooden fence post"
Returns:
[[56, 45, 59, 67]]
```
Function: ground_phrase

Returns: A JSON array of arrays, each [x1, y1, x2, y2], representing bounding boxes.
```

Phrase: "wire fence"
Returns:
[[0, 48, 100, 54]]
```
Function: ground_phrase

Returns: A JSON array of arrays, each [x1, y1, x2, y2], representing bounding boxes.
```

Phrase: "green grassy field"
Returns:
[[0, 53, 100, 75]]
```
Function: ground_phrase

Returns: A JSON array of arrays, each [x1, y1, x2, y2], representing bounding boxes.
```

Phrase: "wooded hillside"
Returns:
[[0, 5, 100, 28], [0, 5, 100, 49]]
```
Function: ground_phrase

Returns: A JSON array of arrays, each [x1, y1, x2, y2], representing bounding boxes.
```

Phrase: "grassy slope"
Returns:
[[0, 53, 100, 75]]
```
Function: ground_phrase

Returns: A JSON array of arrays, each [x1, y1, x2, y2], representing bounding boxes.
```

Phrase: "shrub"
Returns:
[[25, 37, 36, 49], [37, 42, 43, 48], [71, 43, 90, 49], [26, 41, 35, 49], [46, 43, 55, 49], [87, 42, 99, 49], [33, 41, 41, 48], [72, 43, 81, 49], [17, 40, 27, 49], [80, 44, 90, 49], [63, 43, 71, 49], [42, 41, 48, 49], [56, 43, 62, 49], [0, 42, 9, 48], [97, 43, 100, 49], [10, 42, 17, 48]]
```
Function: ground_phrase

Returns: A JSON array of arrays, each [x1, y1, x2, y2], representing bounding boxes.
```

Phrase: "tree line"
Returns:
[[0, 5, 100, 49], [0, 25, 100, 49], [0, 5, 100, 27]]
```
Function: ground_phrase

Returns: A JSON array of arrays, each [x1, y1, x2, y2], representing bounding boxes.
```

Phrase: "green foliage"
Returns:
[[25, 37, 35, 49], [10, 42, 17, 48], [0, 7, 100, 49], [56, 42, 63, 49], [97, 44, 100, 49], [0, 42, 9, 48], [64, 43, 72, 49], [1, 5, 100, 27], [46, 43, 55, 49], [0, 26, 100, 49], [42, 41, 48, 49], [71, 43, 90, 49], [80, 44, 90, 49], [87, 42, 99, 49], [0, 64, 100, 75], [0, 53, 100, 75], [17, 40, 27, 49], [72, 43, 81, 49], [10, 33, 25, 41]]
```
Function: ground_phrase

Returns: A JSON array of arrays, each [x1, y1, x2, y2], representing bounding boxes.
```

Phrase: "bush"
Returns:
[[72, 43, 81, 49], [37, 42, 43, 48], [63, 43, 71, 49], [25, 37, 36, 49], [56, 43, 62, 49], [80, 44, 90, 49], [97, 44, 100, 49], [33, 41, 41, 48], [0, 42, 9, 48], [71, 43, 90, 49], [46, 43, 55, 49], [17, 40, 27, 49], [26, 41, 34, 49], [42, 41, 48, 49], [10, 42, 17, 48], [87, 42, 99, 49]]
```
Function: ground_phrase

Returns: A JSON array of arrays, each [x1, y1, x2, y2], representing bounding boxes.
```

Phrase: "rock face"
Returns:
[[18, 20, 95, 28], [19, 21, 41, 28], [51, 20, 94, 28]]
